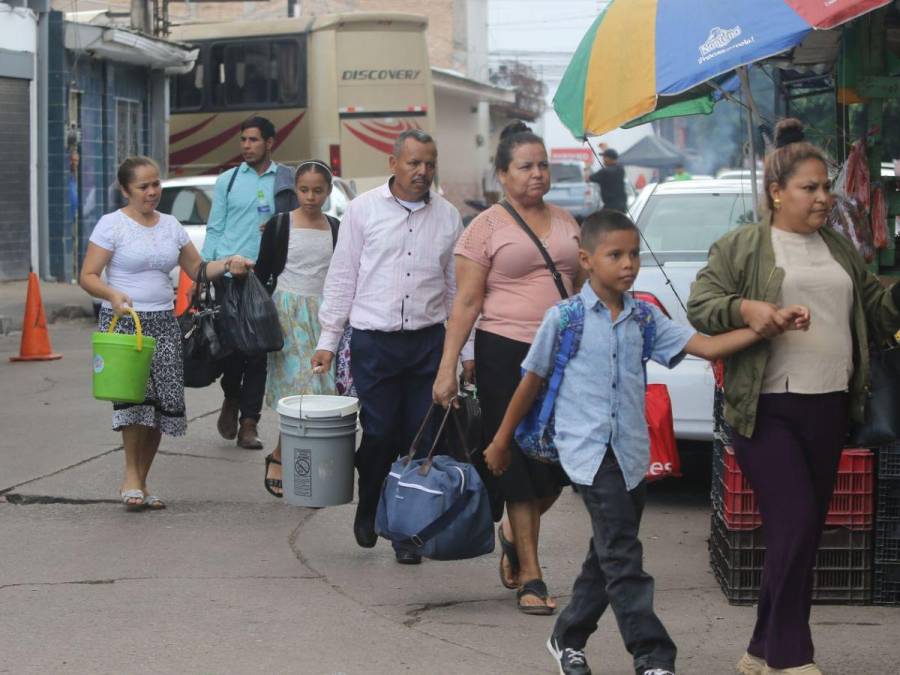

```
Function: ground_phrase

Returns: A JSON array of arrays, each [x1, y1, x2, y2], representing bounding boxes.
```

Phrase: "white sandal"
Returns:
[[121, 489, 145, 511], [143, 494, 166, 510]]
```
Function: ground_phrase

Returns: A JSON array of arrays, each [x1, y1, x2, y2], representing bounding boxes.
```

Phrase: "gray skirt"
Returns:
[[98, 308, 187, 436]]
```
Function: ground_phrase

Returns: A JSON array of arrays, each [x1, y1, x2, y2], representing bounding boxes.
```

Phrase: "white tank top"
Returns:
[[277, 217, 333, 296]]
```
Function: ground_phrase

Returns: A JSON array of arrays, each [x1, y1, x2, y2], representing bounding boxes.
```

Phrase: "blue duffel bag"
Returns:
[[375, 403, 495, 561]]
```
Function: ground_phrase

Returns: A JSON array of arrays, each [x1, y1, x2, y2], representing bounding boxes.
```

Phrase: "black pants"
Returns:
[[731, 392, 848, 669], [553, 451, 676, 674], [219, 349, 267, 423], [350, 324, 444, 518]]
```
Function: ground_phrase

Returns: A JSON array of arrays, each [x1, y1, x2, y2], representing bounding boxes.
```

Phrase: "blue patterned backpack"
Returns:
[[514, 297, 657, 463]]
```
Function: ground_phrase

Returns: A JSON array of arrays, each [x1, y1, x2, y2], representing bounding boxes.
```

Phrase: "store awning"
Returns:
[[65, 22, 198, 74]]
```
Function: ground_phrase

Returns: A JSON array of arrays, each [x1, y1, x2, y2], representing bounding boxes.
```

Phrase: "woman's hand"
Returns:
[[779, 304, 811, 332], [740, 300, 790, 338], [225, 255, 254, 277], [432, 364, 459, 408], [109, 290, 132, 317], [484, 439, 511, 476]]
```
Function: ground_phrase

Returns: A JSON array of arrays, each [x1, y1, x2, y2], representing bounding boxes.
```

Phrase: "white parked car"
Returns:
[[629, 179, 756, 441]]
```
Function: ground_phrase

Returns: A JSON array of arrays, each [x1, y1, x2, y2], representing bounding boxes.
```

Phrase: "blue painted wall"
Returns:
[[47, 10, 152, 281]]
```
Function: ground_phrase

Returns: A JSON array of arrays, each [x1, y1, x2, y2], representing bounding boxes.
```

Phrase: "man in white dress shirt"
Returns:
[[312, 129, 473, 564]]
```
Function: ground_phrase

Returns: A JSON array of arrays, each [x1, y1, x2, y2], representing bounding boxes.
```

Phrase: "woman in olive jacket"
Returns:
[[688, 119, 900, 675]]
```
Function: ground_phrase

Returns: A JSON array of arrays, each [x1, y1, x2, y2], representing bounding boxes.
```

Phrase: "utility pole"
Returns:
[[130, 0, 151, 33]]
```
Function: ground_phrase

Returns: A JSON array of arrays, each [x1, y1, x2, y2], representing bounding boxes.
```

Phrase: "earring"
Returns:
[[773, 198, 781, 210]]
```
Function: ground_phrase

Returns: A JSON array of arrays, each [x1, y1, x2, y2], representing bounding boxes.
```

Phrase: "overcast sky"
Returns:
[[487, 0, 650, 156], [488, 0, 605, 55]]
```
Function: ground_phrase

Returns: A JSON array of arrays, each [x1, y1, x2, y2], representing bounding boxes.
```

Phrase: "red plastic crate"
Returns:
[[719, 447, 874, 530]]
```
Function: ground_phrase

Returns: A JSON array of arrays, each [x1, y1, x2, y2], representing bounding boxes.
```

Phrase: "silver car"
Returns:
[[629, 179, 756, 441], [545, 162, 602, 221]]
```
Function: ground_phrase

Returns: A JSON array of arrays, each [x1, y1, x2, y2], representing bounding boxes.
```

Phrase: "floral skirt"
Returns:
[[98, 308, 187, 436], [266, 289, 336, 408]]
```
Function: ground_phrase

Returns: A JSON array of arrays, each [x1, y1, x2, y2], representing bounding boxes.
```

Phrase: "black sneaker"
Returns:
[[546, 635, 591, 675], [642, 669, 675, 675]]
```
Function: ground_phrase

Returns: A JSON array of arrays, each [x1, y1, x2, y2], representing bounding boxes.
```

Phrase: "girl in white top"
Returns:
[[80, 156, 252, 511], [255, 160, 339, 498]]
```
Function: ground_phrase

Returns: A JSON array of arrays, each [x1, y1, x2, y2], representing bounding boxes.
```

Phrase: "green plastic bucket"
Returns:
[[92, 308, 157, 403]]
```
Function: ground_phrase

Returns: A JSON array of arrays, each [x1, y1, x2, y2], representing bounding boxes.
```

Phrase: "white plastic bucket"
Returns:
[[277, 395, 359, 507]]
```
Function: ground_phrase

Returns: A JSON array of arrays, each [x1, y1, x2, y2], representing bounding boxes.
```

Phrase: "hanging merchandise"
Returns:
[[871, 185, 888, 250], [838, 140, 871, 215], [828, 195, 876, 262]]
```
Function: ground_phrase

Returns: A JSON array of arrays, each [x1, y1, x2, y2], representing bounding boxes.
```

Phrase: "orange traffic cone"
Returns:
[[10, 272, 63, 362], [174, 268, 193, 317]]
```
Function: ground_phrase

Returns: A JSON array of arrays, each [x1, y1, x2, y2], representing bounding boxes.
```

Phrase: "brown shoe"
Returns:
[[237, 418, 263, 449], [217, 398, 239, 440]]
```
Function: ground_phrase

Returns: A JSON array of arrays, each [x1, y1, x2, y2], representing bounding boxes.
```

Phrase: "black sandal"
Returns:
[[264, 453, 283, 498], [517, 578, 555, 616], [498, 525, 520, 589]]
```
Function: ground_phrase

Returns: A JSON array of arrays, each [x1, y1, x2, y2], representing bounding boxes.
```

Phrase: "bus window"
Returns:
[[208, 39, 305, 109], [227, 43, 269, 105], [273, 40, 301, 104], [172, 62, 204, 110]]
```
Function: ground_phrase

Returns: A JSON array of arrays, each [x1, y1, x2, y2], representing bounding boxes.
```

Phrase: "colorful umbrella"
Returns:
[[554, 0, 891, 138]]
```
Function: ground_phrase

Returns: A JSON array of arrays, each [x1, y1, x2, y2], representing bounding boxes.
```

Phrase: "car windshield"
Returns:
[[159, 185, 215, 225], [550, 164, 582, 183], [636, 192, 755, 260]]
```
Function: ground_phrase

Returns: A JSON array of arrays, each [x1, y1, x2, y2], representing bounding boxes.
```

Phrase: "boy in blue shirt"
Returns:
[[484, 210, 809, 675]]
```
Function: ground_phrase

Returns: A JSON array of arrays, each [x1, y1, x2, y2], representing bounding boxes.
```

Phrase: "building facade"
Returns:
[[0, 2, 40, 281]]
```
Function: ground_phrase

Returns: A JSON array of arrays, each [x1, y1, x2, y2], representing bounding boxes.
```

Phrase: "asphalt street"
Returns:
[[1, 317, 898, 674]]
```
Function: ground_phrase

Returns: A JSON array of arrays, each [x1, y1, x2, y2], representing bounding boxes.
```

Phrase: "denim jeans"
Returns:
[[553, 451, 677, 674]]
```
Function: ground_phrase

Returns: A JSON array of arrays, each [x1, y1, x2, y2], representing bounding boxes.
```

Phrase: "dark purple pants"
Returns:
[[730, 392, 848, 670]]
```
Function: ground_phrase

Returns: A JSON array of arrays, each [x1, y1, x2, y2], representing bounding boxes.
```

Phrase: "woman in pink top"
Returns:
[[433, 122, 584, 614]]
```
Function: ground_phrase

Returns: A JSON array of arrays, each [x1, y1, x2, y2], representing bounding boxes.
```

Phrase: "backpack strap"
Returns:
[[325, 214, 340, 249], [536, 296, 585, 429], [225, 166, 239, 195], [632, 300, 657, 384]]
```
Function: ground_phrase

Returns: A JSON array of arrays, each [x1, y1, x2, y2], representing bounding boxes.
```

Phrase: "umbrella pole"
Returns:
[[739, 66, 760, 221]]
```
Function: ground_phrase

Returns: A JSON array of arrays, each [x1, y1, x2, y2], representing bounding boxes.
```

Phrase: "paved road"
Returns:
[[1, 321, 897, 674]]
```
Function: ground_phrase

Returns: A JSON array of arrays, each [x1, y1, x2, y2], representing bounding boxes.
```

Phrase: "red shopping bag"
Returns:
[[645, 383, 681, 482]]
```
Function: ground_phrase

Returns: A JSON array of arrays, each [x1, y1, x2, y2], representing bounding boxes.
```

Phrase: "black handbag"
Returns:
[[179, 262, 228, 388], [454, 380, 483, 458], [847, 342, 900, 447]]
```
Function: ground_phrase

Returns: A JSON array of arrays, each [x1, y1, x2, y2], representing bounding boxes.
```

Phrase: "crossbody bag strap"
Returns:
[[500, 200, 568, 299]]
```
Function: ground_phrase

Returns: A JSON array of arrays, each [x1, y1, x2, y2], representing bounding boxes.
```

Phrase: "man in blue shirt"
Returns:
[[202, 116, 298, 449], [483, 210, 810, 675]]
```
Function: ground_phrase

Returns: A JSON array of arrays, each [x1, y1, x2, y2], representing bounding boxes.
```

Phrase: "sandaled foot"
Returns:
[[264, 453, 283, 498], [498, 523, 519, 589], [143, 494, 166, 510], [737, 652, 766, 675], [120, 489, 145, 511], [517, 578, 556, 615]]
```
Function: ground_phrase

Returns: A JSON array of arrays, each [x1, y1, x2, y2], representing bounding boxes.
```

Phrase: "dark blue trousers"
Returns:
[[350, 324, 445, 519], [554, 451, 677, 674]]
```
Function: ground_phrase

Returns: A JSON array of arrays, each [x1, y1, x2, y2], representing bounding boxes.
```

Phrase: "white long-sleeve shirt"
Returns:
[[317, 181, 473, 360]]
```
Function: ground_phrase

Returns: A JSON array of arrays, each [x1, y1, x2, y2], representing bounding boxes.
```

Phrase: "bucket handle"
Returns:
[[107, 307, 144, 351], [293, 368, 328, 422]]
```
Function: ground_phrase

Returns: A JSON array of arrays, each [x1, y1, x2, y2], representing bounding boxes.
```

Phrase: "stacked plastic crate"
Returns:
[[874, 442, 900, 605], [711, 385, 875, 605]]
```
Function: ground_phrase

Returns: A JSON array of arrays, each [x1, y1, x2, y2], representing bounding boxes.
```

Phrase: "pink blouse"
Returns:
[[455, 203, 581, 344]]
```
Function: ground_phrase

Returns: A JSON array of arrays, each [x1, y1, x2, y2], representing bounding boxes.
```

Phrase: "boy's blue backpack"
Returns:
[[514, 296, 657, 464]]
